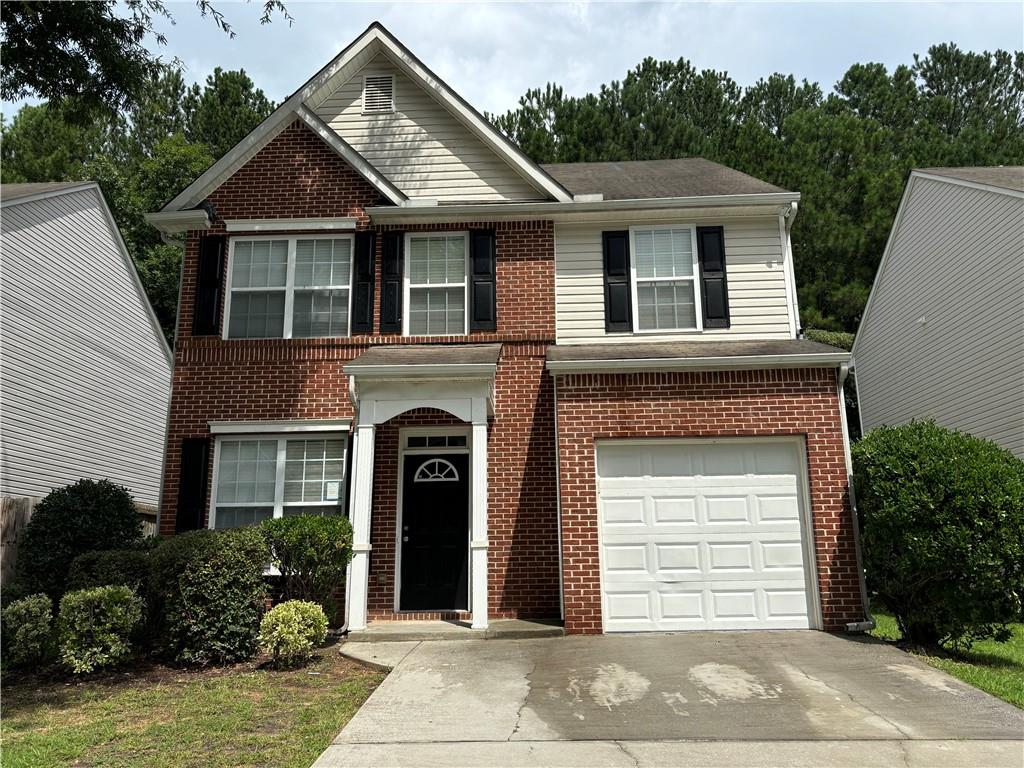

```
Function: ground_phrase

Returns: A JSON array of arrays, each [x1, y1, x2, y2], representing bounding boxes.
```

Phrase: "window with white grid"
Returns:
[[212, 436, 346, 528], [405, 233, 467, 336], [226, 237, 352, 338], [630, 226, 702, 331]]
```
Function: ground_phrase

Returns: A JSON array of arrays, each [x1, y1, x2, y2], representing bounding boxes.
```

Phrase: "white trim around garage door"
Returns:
[[592, 435, 822, 633]]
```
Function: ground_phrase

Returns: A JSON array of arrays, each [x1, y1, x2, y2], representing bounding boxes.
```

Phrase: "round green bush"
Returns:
[[262, 515, 353, 621], [58, 585, 143, 674], [149, 527, 269, 666], [2, 593, 53, 667], [67, 549, 151, 594], [18, 479, 143, 599], [853, 420, 1024, 649], [258, 600, 328, 667]]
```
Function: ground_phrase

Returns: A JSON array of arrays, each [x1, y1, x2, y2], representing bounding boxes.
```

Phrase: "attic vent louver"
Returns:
[[363, 74, 394, 114]]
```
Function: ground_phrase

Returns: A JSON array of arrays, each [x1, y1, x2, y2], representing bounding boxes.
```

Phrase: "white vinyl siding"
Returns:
[[0, 187, 172, 505], [853, 176, 1024, 457], [554, 218, 793, 343], [313, 53, 545, 202], [404, 233, 468, 336], [225, 236, 353, 339], [212, 436, 346, 528]]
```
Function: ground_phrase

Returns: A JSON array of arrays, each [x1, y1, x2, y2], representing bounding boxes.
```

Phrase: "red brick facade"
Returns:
[[160, 118, 863, 633], [554, 368, 864, 634]]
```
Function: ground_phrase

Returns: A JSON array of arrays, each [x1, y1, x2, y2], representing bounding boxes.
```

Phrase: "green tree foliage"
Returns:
[[493, 44, 1024, 331], [184, 68, 275, 159], [0, 0, 290, 119], [0, 102, 113, 183]]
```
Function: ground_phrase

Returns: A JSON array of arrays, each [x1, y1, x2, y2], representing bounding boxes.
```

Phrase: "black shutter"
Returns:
[[350, 231, 376, 334], [469, 229, 497, 332], [696, 226, 730, 329], [380, 231, 404, 333], [192, 235, 225, 336], [176, 438, 210, 533], [602, 231, 632, 332]]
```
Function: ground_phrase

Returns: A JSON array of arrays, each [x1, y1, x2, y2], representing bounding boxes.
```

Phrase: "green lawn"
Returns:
[[870, 607, 1024, 708], [0, 646, 384, 768]]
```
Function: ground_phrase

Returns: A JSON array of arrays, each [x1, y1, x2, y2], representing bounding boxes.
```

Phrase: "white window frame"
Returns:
[[628, 224, 703, 334], [402, 231, 470, 337], [208, 432, 348, 529], [362, 72, 395, 115], [222, 234, 355, 340]]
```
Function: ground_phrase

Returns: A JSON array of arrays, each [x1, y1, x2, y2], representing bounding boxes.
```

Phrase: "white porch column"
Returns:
[[347, 422, 376, 631], [470, 398, 489, 630]]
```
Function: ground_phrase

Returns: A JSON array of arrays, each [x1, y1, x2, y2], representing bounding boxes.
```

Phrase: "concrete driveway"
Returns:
[[315, 632, 1024, 767]]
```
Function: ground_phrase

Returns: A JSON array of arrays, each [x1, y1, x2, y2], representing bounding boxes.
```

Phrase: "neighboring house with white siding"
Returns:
[[852, 167, 1024, 457], [1, 182, 173, 506]]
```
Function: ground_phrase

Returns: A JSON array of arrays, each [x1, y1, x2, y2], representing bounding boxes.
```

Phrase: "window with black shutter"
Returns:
[[176, 438, 210, 533], [350, 231, 376, 334], [602, 231, 632, 332], [469, 229, 497, 332], [380, 231, 404, 333], [193, 235, 226, 336], [696, 226, 730, 329]]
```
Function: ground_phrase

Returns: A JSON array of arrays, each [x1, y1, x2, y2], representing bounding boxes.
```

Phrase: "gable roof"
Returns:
[[542, 158, 788, 200], [2, 181, 96, 205], [915, 166, 1024, 195], [161, 22, 572, 212]]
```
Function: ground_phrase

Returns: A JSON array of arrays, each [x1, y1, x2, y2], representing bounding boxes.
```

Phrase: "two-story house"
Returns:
[[147, 22, 866, 635]]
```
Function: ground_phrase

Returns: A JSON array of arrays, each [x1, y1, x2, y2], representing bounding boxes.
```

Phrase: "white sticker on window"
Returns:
[[325, 481, 341, 501]]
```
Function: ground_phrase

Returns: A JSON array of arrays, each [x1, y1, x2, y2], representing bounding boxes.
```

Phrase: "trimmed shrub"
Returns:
[[854, 420, 1024, 649], [57, 586, 143, 674], [67, 549, 150, 593], [258, 600, 328, 667], [2, 593, 53, 667], [262, 516, 352, 620], [18, 479, 143, 598], [803, 328, 855, 351], [150, 527, 269, 666]]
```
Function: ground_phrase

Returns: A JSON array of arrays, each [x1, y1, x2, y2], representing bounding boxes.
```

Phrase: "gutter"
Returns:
[[838, 362, 875, 633], [145, 209, 212, 234], [366, 191, 801, 223], [545, 351, 850, 374]]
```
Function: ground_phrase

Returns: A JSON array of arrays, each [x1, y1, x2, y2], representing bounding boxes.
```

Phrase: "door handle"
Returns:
[[402, 536, 409, 542]]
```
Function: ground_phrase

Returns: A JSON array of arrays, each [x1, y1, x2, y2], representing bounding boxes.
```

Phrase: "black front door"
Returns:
[[400, 453, 469, 611]]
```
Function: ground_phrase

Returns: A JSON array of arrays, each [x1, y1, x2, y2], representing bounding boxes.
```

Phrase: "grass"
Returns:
[[870, 607, 1024, 708], [0, 646, 384, 768]]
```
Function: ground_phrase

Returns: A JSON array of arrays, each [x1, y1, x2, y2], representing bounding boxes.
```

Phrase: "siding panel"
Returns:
[[854, 177, 1024, 457], [554, 217, 793, 343], [0, 188, 173, 503], [314, 54, 544, 202]]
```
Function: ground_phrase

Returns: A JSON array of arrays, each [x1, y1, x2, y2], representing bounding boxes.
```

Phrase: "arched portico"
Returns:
[[343, 345, 499, 631]]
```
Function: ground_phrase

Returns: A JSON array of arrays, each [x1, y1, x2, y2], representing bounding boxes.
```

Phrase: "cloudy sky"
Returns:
[[3, 1, 1022, 117]]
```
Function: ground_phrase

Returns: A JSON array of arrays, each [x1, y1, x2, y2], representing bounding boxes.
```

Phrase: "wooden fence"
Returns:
[[1, 496, 158, 586]]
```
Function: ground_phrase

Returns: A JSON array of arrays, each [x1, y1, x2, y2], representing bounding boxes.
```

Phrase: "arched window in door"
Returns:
[[413, 458, 460, 482]]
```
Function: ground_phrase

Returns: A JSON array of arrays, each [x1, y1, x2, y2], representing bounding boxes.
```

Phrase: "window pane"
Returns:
[[283, 438, 345, 503], [408, 235, 465, 285], [214, 506, 273, 529], [634, 228, 693, 279], [232, 240, 288, 288], [293, 289, 349, 337], [637, 281, 697, 330], [295, 239, 351, 288], [228, 291, 285, 338], [407, 436, 427, 447], [408, 287, 464, 335], [217, 439, 278, 504]]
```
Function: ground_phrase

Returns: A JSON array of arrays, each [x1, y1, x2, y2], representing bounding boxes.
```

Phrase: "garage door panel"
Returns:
[[598, 440, 814, 632]]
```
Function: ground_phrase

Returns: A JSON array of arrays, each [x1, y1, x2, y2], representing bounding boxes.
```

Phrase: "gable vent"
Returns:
[[363, 74, 394, 114]]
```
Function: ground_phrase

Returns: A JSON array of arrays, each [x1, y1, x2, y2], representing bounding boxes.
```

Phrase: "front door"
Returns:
[[400, 453, 470, 611]]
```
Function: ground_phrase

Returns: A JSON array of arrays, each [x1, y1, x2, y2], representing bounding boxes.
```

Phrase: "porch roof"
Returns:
[[344, 343, 501, 379]]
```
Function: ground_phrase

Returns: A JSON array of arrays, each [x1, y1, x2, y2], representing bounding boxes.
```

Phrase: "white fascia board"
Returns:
[[367, 192, 799, 224], [224, 217, 358, 233], [911, 170, 1024, 199], [546, 352, 850, 374], [145, 209, 212, 234], [1, 182, 97, 208], [209, 418, 352, 434], [343, 363, 498, 380]]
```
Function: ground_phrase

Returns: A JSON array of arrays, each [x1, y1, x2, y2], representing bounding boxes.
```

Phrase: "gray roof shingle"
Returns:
[[540, 158, 789, 200], [918, 166, 1024, 194], [345, 343, 501, 370], [547, 338, 848, 364]]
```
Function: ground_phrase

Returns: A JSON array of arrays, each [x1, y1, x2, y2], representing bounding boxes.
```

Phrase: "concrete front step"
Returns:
[[345, 618, 564, 643]]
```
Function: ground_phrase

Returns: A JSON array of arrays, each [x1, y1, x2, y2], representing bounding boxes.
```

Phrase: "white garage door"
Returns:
[[597, 439, 816, 632]]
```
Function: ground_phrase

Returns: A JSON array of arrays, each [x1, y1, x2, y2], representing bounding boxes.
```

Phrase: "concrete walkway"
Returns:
[[315, 632, 1024, 767]]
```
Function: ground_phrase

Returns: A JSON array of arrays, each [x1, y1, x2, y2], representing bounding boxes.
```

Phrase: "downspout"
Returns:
[[552, 374, 565, 621], [839, 362, 874, 632]]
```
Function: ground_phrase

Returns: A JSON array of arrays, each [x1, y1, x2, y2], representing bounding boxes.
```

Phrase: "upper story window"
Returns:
[[212, 436, 346, 528], [362, 74, 395, 114], [405, 233, 468, 336], [225, 236, 353, 339], [630, 226, 702, 332]]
